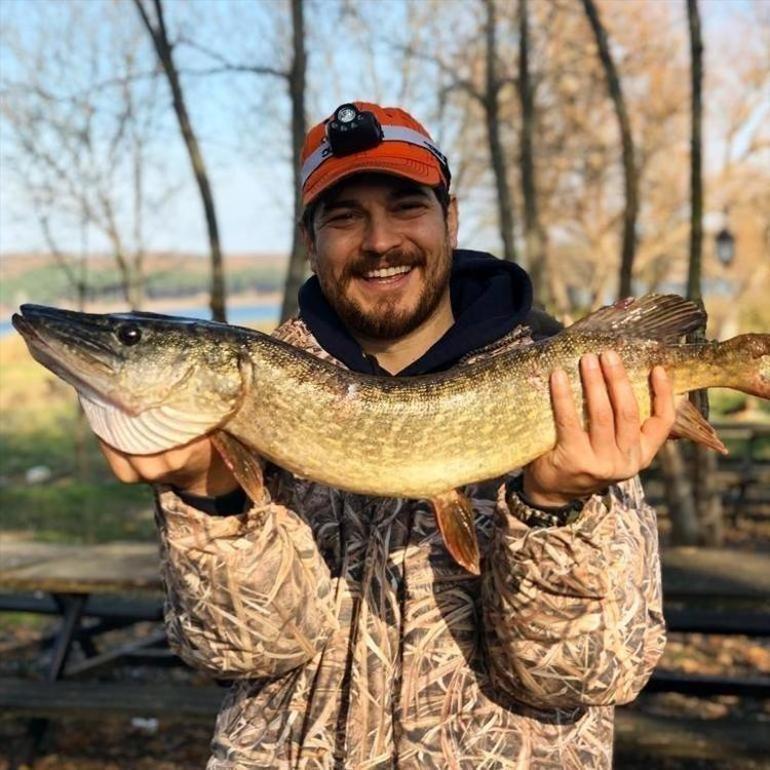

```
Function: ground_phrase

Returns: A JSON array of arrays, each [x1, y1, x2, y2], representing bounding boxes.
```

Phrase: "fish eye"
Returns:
[[117, 324, 142, 346]]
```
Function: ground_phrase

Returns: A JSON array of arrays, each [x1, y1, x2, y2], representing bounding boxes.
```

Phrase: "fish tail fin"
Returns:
[[712, 334, 770, 399]]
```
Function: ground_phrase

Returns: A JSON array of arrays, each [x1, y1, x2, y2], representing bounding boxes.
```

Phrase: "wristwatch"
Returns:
[[505, 475, 588, 528]]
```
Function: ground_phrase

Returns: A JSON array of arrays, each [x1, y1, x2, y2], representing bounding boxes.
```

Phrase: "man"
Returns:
[[101, 102, 673, 769]]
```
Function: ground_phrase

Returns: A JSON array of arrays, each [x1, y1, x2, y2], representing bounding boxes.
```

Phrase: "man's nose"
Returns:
[[360, 212, 402, 256]]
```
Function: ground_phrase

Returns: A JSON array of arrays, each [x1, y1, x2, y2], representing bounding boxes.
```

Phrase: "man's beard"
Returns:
[[318, 241, 453, 341]]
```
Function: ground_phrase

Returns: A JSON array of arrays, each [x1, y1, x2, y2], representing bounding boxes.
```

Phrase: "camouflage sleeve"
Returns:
[[482, 476, 666, 709], [153, 486, 339, 679]]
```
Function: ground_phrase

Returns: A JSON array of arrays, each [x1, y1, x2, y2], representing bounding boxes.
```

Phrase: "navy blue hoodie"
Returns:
[[298, 249, 537, 376]]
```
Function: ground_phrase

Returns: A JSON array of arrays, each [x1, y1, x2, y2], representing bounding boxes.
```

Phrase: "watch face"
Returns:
[[336, 106, 357, 124]]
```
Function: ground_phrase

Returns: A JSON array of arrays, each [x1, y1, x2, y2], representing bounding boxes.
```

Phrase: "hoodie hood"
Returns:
[[297, 249, 533, 376]]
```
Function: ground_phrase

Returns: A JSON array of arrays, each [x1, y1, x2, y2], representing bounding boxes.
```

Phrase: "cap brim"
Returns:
[[302, 145, 444, 207]]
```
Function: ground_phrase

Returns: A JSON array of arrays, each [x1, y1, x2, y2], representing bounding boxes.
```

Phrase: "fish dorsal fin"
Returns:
[[567, 294, 706, 342], [458, 327, 531, 364]]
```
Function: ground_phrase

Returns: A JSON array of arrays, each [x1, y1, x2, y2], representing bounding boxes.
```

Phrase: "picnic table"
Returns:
[[1, 540, 769, 764], [0, 540, 170, 766], [0, 540, 165, 675]]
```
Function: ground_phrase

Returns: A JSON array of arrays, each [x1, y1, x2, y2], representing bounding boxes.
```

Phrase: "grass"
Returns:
[[1, 335, 158, 543]]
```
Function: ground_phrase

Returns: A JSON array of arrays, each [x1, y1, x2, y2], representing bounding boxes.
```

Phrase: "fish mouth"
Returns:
[[13, 305, 123, 409]]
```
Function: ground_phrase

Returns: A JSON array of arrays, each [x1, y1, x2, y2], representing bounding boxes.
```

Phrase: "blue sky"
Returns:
[[0, 0, 760, 260], [0, 0, 424, 258]]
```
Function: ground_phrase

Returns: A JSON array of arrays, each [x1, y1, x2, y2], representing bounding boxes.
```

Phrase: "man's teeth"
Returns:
[[364, 266, 412, 279]]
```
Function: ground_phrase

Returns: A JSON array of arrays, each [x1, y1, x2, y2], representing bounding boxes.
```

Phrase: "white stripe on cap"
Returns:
[[300, 125, 448, 188]]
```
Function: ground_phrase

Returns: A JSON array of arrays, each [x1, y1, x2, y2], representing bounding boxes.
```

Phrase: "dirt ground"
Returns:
[[1, 632, 768, 770], [1, 697, 769, 770]]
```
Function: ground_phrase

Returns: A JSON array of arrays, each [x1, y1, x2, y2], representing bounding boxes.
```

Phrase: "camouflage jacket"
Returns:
[[154, 317, 666, 770]]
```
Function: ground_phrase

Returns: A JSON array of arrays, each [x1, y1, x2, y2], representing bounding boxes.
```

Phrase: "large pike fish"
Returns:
[[12, 295, 770, 574]]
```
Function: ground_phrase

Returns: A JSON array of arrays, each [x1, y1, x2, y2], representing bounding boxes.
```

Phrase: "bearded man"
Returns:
[[101, 102, 673, 769]]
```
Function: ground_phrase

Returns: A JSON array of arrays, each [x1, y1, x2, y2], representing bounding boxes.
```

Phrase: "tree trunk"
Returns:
[[659, 442, 699, 545], [581, 0, 638, 298], [131, 127, 146, 310], [483, 0, 518, 264], [517, 0, 549, 305], [280, 0, 308, 322], [133, 0, 226, 321], [686, 0, 722, 546], [686, 0, 704, 304]]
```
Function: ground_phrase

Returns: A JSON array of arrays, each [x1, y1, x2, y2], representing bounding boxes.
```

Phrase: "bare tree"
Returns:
[[482, 0, 518, 264], [686, 0, 704, 305], [396, 0, 519, 265], [517, 0, 549, 303], [281, 0, 308, 322], [173, 0, 308, 322], [581, 0, 638, 299], [1, 20, 163, 311], [686, 0, 723, 546], [133, 0, 227, 321]]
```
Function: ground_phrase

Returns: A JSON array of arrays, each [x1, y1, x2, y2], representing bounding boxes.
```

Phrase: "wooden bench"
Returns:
[[0, 677, 223, 721], [2, 542, 769, 761], [643, 421, 770, 520]]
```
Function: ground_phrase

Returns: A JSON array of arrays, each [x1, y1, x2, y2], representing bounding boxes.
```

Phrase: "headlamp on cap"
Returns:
[[300, 101, 453, 204], [326, 103, 384, 157]]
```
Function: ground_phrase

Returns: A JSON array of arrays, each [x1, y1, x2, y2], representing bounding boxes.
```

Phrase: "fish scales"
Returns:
[[225, 330, 760, 498]]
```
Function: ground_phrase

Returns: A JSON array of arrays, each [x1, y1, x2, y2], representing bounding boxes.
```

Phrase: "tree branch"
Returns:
[[178, 36, 287, 80]]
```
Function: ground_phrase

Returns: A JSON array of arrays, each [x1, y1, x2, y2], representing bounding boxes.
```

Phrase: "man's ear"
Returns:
[[447, 195, 459, 249], [300, 223, 318, 273]]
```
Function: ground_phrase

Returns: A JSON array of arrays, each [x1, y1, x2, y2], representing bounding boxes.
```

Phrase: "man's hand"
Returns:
[[98, 435, 239, 497], [522, 350, 675, 508]]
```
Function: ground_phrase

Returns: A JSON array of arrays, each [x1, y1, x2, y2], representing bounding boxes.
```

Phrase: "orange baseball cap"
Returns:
[[300, 101, 451, 207]]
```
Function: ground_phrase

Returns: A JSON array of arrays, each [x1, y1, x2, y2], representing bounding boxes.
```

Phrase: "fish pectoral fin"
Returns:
[[430, 490, 480, 576], [210, 431, 267, 504], [670, 398, 728, 455]]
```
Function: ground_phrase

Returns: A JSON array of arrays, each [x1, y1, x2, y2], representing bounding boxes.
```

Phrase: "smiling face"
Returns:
[[304, 173, 458, 341]]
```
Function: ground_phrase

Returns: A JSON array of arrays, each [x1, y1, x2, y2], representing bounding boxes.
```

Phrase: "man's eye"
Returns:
[[327, 211, 356, 224], [395, 200, 426, 212]]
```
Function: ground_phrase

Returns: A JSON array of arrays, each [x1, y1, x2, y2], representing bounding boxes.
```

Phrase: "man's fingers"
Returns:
[[601, 350, 641, 454], [640, 366, 676, 463], [581, 353, 615, 451], [550, 368, 583, 443]]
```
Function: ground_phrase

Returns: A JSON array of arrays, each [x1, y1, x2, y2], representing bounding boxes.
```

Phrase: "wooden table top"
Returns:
[[0, 540, 162, 595], [660, 546, 770, 600], [0, 538, 767, 600]]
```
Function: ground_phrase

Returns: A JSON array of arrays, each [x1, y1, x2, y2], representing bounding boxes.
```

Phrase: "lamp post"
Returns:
[[715, 226, 735, 266]]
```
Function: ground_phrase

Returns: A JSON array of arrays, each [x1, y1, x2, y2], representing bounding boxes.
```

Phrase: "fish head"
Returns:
[[12, 304, 250, 454]]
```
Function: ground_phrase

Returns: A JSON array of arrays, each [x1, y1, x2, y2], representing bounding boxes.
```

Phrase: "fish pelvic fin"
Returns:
[[431, 490, 480, 576], [671, 398, 728, 455], [210, 431, 267, 504], [566, 294, 705, 342]]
